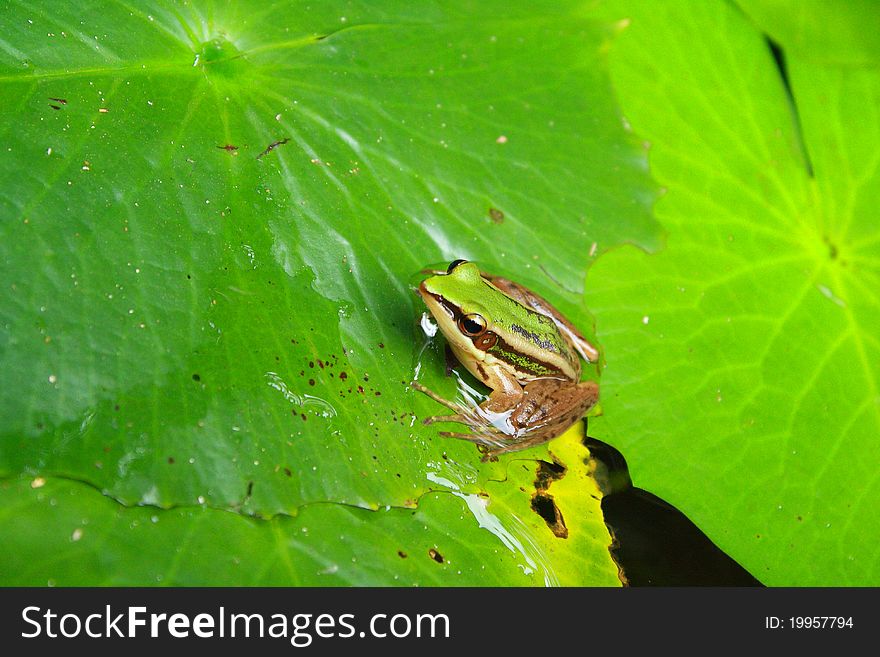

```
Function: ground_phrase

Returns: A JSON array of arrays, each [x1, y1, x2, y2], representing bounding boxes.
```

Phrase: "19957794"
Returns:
[[765, 616, 854, 629]]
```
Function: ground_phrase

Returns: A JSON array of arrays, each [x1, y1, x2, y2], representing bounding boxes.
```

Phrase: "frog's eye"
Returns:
[[447, 259, 468, 274], [458, 313, 487, 336]]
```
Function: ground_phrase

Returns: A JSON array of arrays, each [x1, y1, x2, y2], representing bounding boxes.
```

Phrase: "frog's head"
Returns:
[[418, 259, 498, 351]]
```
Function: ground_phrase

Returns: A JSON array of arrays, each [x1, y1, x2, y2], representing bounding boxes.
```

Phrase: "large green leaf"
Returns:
[[585, 0, 880, 585], [0, 2, 655, 584], [0, 424, 620, 586]]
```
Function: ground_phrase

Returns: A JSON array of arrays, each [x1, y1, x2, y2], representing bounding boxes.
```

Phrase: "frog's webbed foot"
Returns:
[[480, 429, 554, 461], [438, 431, 522, 463]]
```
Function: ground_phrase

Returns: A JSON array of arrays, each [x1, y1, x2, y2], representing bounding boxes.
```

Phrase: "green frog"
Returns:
[[412, 259, 599, 459]]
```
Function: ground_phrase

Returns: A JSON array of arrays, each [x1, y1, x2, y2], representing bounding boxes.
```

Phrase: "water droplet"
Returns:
[[419, 312, 438, 337]]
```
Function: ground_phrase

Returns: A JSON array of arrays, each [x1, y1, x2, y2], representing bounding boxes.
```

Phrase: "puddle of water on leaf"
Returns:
[[265, 371, 336, 418], [419, 312, 438, 338], [425, 470, 557, 586]]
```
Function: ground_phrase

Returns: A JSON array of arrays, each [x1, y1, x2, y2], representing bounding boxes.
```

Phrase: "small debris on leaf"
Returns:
[[257, 137, 290, 159]]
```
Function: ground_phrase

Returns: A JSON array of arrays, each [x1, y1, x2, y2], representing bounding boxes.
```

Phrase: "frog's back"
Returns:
[[482, 284, 580, 381]]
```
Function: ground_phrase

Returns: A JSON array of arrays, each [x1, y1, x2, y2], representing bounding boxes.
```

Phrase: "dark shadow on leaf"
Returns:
[[766, 36, 814, 177], [586, 436, 762, 586]]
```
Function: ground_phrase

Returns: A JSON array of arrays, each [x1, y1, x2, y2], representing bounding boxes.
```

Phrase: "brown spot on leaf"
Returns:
[[531, 494, 568, 539], [531, 459, 568, 538], [535, 459, 566, 488], [488, 207, 504, 223]]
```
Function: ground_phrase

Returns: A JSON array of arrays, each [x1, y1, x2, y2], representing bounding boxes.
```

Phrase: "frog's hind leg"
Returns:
[[480, 429, 556, 461], [437, 431, 519, 459]]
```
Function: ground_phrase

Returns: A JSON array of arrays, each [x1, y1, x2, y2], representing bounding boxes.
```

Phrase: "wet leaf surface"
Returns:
[[2, 423, 616, 586], [0, 2, 657, 585]]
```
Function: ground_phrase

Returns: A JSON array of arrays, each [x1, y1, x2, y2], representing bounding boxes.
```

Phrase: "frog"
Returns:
[[411, 259, 599, 460]]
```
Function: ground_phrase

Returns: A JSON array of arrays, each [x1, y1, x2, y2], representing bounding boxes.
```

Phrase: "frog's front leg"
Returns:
[[410, 381, 461, 414], [410, 381, 490, 426], [412, 365, 523, 429]]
